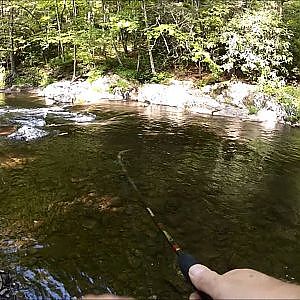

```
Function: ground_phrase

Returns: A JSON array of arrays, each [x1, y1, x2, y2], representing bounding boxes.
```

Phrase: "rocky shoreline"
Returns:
[[0, 106, 96, 141], [2, 75, 298, 127]]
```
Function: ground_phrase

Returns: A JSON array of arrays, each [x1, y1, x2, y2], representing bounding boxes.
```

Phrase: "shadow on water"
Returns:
[[0, 94, 300, 298]]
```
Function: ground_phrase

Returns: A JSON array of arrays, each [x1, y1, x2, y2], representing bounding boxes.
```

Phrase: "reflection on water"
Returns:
[[0, 93, 5, 105], [16, 266, 114, 299], [0, 94, 300, 299]]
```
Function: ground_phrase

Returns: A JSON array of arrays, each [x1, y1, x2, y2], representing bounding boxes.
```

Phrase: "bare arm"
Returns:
[[189, 264, 300, 300]]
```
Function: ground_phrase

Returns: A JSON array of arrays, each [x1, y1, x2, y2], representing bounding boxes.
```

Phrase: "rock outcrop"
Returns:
[[41, 77, 290, 125], [40, 75, 138, 104]]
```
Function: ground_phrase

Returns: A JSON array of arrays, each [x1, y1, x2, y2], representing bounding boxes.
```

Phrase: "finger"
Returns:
[[189, 291, 201, 300], [189, 264, 220, 297]]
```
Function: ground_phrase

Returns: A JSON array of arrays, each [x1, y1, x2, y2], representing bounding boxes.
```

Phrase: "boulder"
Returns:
[[41, 75, 137, 104], [41, 77, 290, 125], [138, 81, 197, 108], [41, 81, 75, 103], [8, 125, 49, 141]]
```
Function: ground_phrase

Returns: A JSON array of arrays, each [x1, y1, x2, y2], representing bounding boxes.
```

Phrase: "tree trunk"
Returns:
[[112, 40, 123, 66], [142, 0, 156, 74], [55, 0, 64, 60], [198, 61, 202, 78], [72, 0, 77, 81], [9, 6, 17, 78], [120, 30, 129, 55]]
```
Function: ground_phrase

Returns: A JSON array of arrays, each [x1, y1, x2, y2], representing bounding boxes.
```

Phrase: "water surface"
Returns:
[[0, 94, 300, 299]]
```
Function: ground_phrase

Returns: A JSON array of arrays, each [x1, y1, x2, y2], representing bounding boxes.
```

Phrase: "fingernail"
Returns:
[[189, 292, 201, 300], [189, 264, 206, 278]]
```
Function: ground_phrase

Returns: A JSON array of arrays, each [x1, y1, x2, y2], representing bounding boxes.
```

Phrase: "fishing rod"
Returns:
[[118, 150, 211, 300]]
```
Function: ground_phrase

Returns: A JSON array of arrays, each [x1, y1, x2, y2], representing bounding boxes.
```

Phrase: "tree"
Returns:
[[0, 0, 298, 85]]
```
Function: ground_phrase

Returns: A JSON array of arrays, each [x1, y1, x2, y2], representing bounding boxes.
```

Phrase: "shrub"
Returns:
[[284, 0, 300, 76], [38, 67, 55, 86], [87, 67, 106, 83], [248, 105, 259, 115], [221, 8, 293, 82], [150, 71, 173, 84], [263, 83, 300, 122]]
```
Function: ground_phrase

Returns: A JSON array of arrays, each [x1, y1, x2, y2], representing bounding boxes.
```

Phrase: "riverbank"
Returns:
[[1, 74, 299, 128], [37, 75, 300, 127]]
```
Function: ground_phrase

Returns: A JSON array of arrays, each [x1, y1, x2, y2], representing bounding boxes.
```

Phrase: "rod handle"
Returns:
[[177, 252, 212, 300]]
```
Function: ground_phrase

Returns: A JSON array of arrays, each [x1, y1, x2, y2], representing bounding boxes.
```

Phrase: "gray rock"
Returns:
[[8, 125, 49, 141], [13, 116, 46, 127], [41, 81, 75, 103], [67, 112, 96, 123], [138, 83, 195, 107], [41, 76, 137, 104], [41, 78, 291, 125], [1, 106, 96, 141]]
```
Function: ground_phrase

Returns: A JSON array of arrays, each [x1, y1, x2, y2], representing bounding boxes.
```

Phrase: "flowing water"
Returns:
[[0, 92, 300, 299]]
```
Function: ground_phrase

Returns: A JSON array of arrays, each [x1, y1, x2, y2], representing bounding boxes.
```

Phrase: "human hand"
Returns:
[[189, 264, 300, 299]]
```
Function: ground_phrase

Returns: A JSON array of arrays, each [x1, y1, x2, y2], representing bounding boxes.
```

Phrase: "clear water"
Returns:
[[0, 93, 300, 299]]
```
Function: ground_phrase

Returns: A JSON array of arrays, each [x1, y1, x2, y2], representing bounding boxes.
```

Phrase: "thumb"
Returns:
[[189, 264, 220, 297]]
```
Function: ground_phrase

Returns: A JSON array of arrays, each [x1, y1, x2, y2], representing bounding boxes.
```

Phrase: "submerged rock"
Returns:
[[8, 125, 49, 141], [67, 112, 96, 123], [46, 109, 96, 123], [0, 106, 96, 142], [13, 116, 46, 127]]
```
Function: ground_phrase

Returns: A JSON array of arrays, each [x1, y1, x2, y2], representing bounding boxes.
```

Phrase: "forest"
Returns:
[[0, 0, 300, 91], [1, 1, 300, 298]]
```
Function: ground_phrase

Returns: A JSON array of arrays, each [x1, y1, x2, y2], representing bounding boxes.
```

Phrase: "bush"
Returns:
[[9, 66, 55, 87], [87, 67, 106, 83], [38, 67, 55, 86], [13, 68, 41, 87], [248, 105, 259, 115], [150, 71, 173, 84], [221, 8, 293, 82], [114, 67, 138, 81], [263, 83, 300, 122], [284, 0, 300, 75]]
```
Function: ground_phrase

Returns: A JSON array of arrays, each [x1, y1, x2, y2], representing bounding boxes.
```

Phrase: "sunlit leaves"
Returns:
[[221, 8, 293, 82], [0, 0, 299, 83]]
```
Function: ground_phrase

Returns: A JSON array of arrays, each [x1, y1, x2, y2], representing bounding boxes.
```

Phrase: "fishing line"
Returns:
[[118, 150, 211, 300]]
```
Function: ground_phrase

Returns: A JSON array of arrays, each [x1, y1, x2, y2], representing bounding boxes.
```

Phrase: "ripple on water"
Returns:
[[1, 99, 300, 298]]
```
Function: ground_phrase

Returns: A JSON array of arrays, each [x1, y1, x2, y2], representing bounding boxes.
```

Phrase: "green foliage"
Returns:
[[221, 8, 293, 82], [196, 73, 221, 87], [114, 67, 138, 81], [248, 105, 259, 115], [38, 68, 55, 87], [263, 83, 300, 122], [150, 72, 173, 84], [109, 78, 131, 94], [13, 72, 40, 87], [9, 66, 55, 87], [0, 0, 299, 87], [87, 68, 106, 83], [283, 0, 300, 75], [108, 16, 139, 35]]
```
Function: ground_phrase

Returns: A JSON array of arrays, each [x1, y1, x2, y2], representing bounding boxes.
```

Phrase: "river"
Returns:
[[0, 93, 300, 299]]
